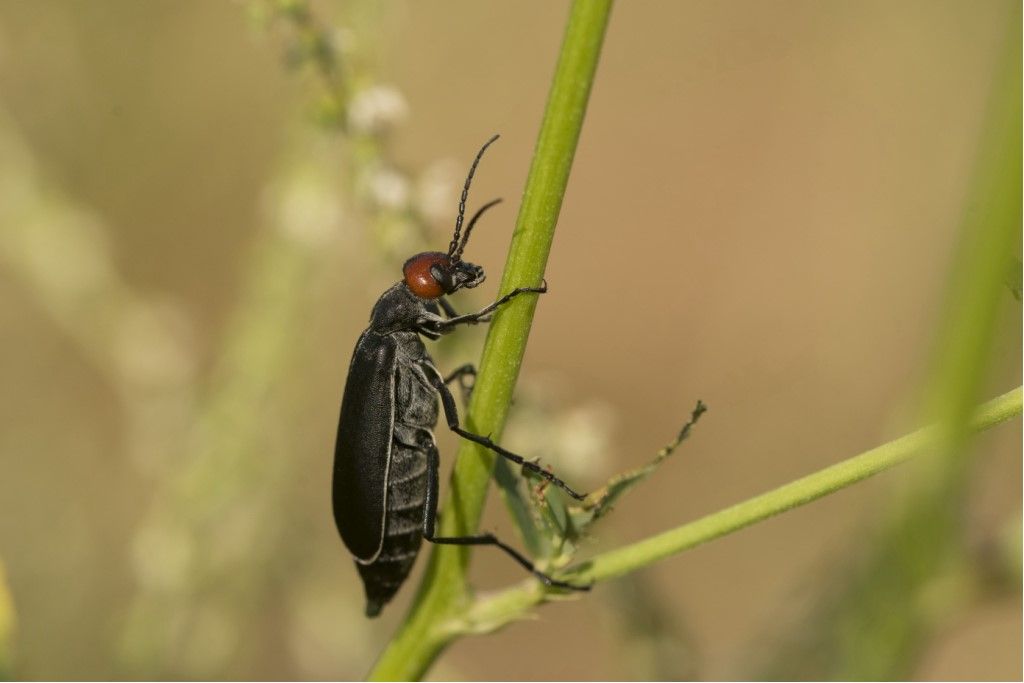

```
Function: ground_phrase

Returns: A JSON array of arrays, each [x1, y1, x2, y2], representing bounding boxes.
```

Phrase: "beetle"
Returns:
[[332, 134, 590, 617]]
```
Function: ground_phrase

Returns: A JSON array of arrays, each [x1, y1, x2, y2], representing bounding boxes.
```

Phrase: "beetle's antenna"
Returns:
[[454, 198, 502, 260], [448, 134, 500, 261]]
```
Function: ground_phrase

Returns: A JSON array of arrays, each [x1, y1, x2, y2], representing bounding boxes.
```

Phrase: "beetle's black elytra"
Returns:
[[332, 135, 590, 617]]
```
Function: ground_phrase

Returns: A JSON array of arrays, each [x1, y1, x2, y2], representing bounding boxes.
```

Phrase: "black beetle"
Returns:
[[332, 134, 589, 617]]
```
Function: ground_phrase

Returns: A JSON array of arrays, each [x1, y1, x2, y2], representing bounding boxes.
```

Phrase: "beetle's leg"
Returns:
[[421, 442, 588, 592], [423, 362, 587, 501], [443, 363, 475, 385], [437, 281, 547, 331], [421, 441, 441, 539], [443, 363, 476, 405], [427, 534, 590, 592]]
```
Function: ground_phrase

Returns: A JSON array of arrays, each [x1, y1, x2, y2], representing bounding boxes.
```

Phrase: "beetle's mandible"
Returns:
[[331, 134, 589, 617]]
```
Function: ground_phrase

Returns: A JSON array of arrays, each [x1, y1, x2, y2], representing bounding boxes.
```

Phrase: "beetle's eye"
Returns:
[[402, 252, 449, 299]]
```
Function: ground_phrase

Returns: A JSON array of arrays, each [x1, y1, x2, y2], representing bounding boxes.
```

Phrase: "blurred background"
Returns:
[[0, 0, 1019, 679]]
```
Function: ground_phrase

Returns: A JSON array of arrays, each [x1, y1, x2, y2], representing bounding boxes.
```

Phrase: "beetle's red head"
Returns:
[[403, 251, 484, 299], [402, 135, 501, 300]]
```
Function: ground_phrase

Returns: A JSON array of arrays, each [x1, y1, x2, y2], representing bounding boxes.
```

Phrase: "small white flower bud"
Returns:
[[347, 85, 408, 134]]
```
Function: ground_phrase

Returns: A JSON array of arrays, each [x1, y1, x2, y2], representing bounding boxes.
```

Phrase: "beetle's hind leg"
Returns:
[[420, 441, 589, 592], [427, 533, 590, 592], [422, 361, 587, 502]]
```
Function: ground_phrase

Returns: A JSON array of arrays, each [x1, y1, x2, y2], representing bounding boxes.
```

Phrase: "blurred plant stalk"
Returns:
[[0, 0, 486, 676], [0, 559, 13, 678], [118, 1, 487, 677], [0, 106, 200, 478], [756, 14, 1022, 679]]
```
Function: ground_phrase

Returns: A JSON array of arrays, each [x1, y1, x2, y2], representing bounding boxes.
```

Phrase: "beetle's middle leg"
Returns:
[[422, 363, 587, 501], [443, 363, 476, 405], [420, 440, 588, 592]]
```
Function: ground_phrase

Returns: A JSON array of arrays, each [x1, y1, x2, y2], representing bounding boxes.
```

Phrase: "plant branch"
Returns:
[[569, 386, 1021, 583], [463, 386, 1021, 625]]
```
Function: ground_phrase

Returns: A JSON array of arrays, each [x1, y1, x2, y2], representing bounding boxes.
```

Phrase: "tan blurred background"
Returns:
[[0, 1, 1019, 680]]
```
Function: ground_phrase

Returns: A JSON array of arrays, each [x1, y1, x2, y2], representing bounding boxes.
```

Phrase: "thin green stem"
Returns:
[[570, 387, 1021, 583], [368, 2, 613, 680], [465, 387, 1020, 622], [444, 0, 613, 550]]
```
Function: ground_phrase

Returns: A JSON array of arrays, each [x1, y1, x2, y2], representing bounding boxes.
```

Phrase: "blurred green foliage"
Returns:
[[604, 572, 700, 680], [116, 1, 488, 677]]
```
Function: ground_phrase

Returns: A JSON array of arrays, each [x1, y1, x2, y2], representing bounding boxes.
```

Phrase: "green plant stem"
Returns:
[[570, 386, 1021, 583], [466, 386, 1021, 619], [368, 1, 613, 680]]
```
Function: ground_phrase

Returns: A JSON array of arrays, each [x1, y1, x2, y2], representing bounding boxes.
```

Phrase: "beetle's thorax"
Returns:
[[367, 283, 429, 334]]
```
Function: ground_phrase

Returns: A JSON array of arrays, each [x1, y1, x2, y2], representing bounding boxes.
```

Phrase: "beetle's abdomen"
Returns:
[[350, 344, 439, 616], [357, 442, 427, 617]]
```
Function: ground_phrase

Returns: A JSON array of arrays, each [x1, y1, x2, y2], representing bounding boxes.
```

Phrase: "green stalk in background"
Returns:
[[757, 14, 1021, 679], [0, 559, 13, 678], [369, 1, 614, 679]]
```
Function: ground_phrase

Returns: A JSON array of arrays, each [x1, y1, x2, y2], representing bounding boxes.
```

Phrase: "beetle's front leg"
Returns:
[[436, 281, 547, 331], [437, 297, 459, 319]]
